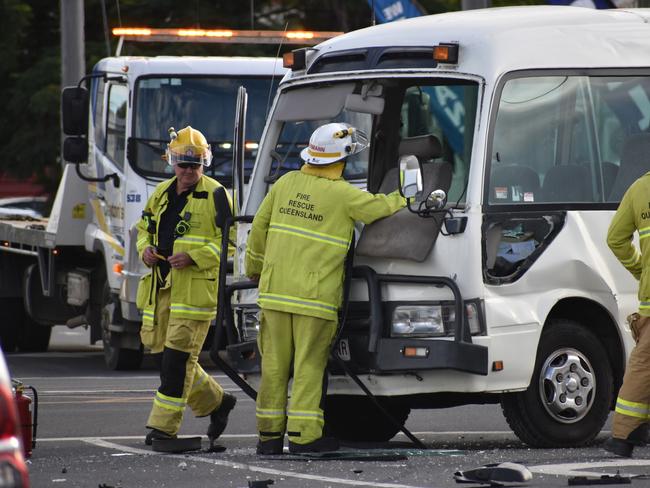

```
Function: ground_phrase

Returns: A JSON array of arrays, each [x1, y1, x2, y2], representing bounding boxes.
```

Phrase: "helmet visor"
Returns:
[[166, 144, 213, 167]]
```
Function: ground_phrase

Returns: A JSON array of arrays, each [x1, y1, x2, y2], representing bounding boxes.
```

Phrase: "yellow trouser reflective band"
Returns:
[[615, 398, 650, 419], [256, 408, 286, 419], [269, 223, 349, 250], [639, 302, 650, 310], [170, 303, 215, 319], [258, 293, 338, 315], [288, 410, 324, 421], [154, 391, 186, 412], [142, 310, 155, 325], [247, 248, 265, 263], [639, 227, 650, 240]]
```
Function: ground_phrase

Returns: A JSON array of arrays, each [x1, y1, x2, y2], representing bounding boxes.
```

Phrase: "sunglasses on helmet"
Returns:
[[176, 162, 201, 169]]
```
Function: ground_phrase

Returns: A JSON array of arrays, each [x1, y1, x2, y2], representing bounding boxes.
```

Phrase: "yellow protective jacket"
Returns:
[[135, 175, 231, 323], [607, 171, 650, 316], [245, 165, 405, 321]]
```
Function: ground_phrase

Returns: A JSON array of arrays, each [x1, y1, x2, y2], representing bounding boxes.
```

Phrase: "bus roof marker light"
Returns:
[[433, 43, 459, 64], [283, 49, 307, 70]]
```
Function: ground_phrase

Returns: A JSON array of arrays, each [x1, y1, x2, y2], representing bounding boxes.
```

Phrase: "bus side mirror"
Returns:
[[61, 86, 89, 136], [399, 155, 422, 199]]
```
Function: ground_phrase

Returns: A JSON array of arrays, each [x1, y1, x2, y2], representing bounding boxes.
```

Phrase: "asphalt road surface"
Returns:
[[5, 327, 650, 488]]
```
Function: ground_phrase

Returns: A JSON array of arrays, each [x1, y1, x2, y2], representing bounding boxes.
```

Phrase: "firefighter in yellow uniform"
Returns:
[[605, 171, 650, 457], [245, 123, 406, 455], [136, 126, 236, 448]]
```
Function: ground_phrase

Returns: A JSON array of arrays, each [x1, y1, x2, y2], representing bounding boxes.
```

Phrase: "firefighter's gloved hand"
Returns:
[[143, 246, 162, 267], [168, 252, 193, 270], [248, 274, 260, 283]]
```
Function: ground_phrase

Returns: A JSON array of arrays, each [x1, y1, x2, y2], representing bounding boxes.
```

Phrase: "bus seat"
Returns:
[[608, 133, 650, 202], [356, 134, 451, 262], [541, 165, 591, 202], [490, 164, 540, 203]]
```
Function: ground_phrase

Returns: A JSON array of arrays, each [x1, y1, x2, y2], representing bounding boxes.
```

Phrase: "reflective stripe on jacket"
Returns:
[[607, 171, 650, 316], [136, 175, 231, 321], [245, 166, 405, 321]]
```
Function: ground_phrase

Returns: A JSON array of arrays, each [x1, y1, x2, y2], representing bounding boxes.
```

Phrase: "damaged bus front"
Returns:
[[216, 7, 650, 447]]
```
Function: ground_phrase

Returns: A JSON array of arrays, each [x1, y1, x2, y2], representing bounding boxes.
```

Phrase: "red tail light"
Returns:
[[0, 384, 18, 439]]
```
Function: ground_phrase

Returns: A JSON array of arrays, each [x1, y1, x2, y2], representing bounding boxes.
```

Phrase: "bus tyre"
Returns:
[[325, 395, 410, 442], [500, 319, 613, 447], [92, 267, 143, 371]]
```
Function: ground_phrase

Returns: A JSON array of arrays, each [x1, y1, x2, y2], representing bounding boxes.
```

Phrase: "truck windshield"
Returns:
[[131, 76, 279, 184], [488, 73, 650, 205], [262, 78, 478, 200]]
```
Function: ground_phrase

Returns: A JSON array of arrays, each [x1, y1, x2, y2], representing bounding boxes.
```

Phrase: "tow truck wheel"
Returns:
[[92, 267, 143, 371], [0, 297, 21, 352], [0, 297, 50, 352], [16, 315, 51, 352], [325, 395, 410, 442], [500, 319, 612, 447]]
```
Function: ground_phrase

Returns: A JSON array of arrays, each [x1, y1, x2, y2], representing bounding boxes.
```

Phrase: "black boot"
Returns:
[[207, 392, 237, 443], [145, 428, 176, 446], [288, 436, 339, 453], [257, 437, 284, 455], [603, 437, 634, 458]]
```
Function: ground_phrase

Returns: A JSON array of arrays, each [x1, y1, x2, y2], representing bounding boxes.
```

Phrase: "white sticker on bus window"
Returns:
[[495, 187, 508, 199], [524, 192, 534, 202]]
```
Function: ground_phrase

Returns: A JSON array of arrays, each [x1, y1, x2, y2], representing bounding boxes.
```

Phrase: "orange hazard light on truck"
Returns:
[[112, 27, 341, 45]]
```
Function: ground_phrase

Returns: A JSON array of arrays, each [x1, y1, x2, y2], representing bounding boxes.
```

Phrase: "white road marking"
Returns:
[[528, 459, 650, 478], [84, 438, 430, 488]]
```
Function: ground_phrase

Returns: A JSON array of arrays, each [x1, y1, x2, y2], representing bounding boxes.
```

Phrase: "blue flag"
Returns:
[[366, 0, 425, 23], [547, 0, 616, 8]]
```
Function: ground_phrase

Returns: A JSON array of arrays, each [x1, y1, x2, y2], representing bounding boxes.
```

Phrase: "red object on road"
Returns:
[[12, 381, 37, 458]]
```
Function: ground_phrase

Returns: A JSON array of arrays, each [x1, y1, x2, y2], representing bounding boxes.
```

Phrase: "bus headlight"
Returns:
[[390, 301, 483, 337], [235, 306, 261, 341], [392, 306, 445, 337]]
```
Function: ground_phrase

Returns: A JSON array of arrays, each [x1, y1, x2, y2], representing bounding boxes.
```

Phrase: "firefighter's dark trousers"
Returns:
[[142, 286, 225, 436], [256, 309, 337, 445], [613, 313, 650, 440]]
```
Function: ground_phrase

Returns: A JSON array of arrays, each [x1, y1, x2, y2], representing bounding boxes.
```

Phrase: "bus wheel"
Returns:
[[325, 395, 410, 442], [501, 319, 612, 447]]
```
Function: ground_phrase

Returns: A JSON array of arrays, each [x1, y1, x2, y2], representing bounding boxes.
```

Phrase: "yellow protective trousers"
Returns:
[[256, 309, 337, 444], [142, 286, 225, 436], [613, 314, 650, 439]]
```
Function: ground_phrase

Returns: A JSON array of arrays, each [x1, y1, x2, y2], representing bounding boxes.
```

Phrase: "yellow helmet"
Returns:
[[166, 126, 212, 167]]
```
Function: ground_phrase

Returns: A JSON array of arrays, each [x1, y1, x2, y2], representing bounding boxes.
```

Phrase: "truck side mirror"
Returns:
[[61, 86, 89, 136], [399, 155, 422, 199], [63, 137, 88, 164]]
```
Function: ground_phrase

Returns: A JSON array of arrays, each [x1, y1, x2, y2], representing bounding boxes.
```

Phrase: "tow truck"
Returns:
[[0, 27, 340, 370]]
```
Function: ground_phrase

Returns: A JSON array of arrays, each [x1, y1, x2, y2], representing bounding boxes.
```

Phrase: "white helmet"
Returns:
[[300, 122, 369, 166]]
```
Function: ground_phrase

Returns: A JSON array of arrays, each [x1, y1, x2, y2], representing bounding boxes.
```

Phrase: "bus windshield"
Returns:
[[131, 76, 280, 184]]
